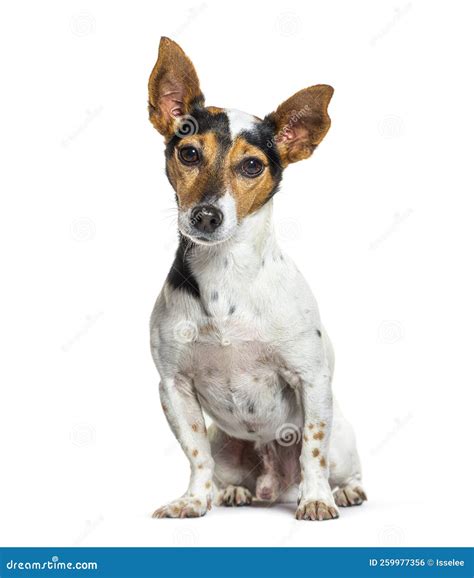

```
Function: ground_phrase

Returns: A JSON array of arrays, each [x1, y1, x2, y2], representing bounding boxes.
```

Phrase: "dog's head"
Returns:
[[148, 37, 333, 245]]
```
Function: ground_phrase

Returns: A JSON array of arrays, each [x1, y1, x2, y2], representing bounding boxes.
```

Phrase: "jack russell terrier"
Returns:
[[148, 38, 366, 521]]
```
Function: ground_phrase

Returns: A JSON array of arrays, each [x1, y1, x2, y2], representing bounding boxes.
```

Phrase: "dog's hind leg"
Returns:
[[209, 424, 258, 507], [329, 402, 367, 507]]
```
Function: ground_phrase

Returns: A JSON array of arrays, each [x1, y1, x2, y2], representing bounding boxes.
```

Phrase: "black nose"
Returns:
[[190, 205, 223, 234]]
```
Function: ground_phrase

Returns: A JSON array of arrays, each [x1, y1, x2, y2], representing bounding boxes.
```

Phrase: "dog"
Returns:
[[148, 37, 366, 520]]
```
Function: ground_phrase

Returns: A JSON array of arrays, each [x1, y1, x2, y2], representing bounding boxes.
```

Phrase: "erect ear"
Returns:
[[267, 85, 334, 165], [148, 37, 204, 138]]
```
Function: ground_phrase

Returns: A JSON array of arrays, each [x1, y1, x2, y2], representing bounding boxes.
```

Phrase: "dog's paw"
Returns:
[[295, 499, 339, 521], [216, 485, 253, 507], [152, 495, 211, 519], [333, 485, 367, 507]]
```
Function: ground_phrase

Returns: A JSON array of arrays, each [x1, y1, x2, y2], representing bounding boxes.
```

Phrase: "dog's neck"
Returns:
[[185, 200, 279, 283]]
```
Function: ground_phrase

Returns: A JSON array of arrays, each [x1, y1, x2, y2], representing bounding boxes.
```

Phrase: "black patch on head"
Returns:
[[166, 235, 200, 298], [240, 117, 283, 205]]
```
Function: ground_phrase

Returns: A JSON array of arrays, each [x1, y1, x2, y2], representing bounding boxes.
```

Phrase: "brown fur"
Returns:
[[269, 85, 333, 166], [148, 37, 204, 138]]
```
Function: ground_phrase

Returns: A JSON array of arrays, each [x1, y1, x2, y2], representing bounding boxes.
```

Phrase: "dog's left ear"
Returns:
[[148, 37, 204, 138], [267, 85, 334, 165]]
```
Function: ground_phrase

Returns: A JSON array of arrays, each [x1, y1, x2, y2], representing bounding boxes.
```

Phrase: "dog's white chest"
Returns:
[[187, 329, 300, 442]]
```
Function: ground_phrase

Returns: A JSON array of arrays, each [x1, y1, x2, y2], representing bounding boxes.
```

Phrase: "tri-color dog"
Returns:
[[148, 37, 366, 520]]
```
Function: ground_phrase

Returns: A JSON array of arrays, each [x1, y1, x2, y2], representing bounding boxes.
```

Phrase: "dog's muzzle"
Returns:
[[190, 205, 223, 234]]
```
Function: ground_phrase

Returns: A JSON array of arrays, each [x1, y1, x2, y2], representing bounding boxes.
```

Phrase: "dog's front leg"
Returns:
[[296, 363, 339, 521], [152, 376, 214, 519]]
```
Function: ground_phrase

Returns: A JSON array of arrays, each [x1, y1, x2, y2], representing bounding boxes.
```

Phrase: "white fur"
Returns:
[[150, 199, 366, 519], [226, 108, 257, 140]]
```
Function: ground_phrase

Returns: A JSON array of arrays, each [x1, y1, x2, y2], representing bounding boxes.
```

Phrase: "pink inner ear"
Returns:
[[160, 87, 184, 119], [276, 125, 309, 145]]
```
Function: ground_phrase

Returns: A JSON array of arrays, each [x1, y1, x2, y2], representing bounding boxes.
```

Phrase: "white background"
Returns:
[[1, 0, 473, 547]]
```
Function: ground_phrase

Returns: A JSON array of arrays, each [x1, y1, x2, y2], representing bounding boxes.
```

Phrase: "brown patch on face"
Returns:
[[308, 423, 314, 430], [313, 431, 324, 441], [168, 132, 225, 210], [320, 457, 327, 468], [205, 481, 212, 490], [226, 137, 277, 219], [192, 449, 199, 457], [197, 464, 203, 469], [191, 423, 199, 432], [320, 422, 326, 428], [312, 448, 320, 458]]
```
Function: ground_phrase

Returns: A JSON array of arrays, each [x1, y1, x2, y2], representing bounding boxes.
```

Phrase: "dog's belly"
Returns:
[[186, 341, 301, 443]]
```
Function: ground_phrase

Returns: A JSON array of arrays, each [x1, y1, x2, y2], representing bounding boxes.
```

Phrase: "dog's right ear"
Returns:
[[148, 37, 204, 138]]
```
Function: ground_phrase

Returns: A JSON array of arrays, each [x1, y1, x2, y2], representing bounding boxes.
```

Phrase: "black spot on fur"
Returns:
[[166, 235, 200, 298], [248, 402, 255, 414], [229, 304, 236, 315], [316, 329, 322, 338], [211, 291, 219, 301]]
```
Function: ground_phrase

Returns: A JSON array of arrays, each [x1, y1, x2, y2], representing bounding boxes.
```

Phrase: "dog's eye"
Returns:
[[241, 157, 264, 178], [178, 146, 200, 165]]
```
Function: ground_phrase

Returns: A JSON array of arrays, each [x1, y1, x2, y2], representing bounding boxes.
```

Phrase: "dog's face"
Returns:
[[148, 37, 333, 245]]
